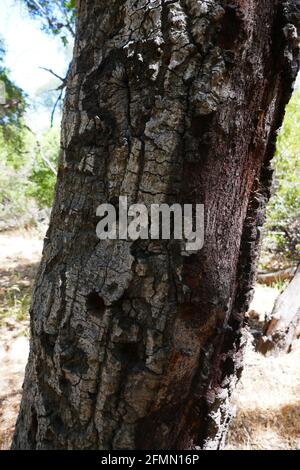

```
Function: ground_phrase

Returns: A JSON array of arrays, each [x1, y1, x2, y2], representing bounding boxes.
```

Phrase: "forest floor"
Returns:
[[0, 230, 42, 450], [0, 230, 299, 450]]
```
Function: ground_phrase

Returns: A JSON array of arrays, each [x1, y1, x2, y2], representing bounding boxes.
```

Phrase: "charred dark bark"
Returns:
[[13, 0, 300, 450]]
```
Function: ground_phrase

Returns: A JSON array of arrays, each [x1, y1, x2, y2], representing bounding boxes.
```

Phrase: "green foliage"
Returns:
[[0, 40, 59, 228], [268, 279, 290, 293], [22, 0, 76, 44], [0, 41, 32, 229], [0, 165, 33, 230], [0, 126, 59, 231], [0, 12, 61, 231], [262, 87, 300, 266], [0, 285, 31, 323], [0, 39, 27, 153], [0, 268, 32, 326], [27, 128, 59, 208]]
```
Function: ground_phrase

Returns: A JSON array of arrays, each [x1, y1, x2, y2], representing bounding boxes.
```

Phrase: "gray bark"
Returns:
[[13, 0, 300, 450]]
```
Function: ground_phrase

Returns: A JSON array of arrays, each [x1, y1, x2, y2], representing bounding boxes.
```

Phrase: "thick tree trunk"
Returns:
[[13, 0, 300, 450], [257, 264, 300, 355]]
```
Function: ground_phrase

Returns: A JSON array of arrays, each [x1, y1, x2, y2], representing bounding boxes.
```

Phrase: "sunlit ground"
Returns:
[[226, 337, 300, 450]]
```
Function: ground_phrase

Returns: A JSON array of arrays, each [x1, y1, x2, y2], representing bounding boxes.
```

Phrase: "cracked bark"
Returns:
[[13, 0, 300, 450]]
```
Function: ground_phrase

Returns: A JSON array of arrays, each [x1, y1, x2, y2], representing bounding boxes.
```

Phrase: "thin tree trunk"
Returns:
[[258, 264, 300, 355], [13, 0, 300, 450]]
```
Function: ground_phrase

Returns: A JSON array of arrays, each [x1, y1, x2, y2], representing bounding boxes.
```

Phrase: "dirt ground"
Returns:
[[0, 231, 299, 450], [0, 231, 42, 450], [227, 338, 300, 449]]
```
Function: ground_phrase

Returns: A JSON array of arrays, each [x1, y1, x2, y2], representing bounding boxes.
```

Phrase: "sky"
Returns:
[[0, 0, 72, 132], [0, 0, 299, 134]]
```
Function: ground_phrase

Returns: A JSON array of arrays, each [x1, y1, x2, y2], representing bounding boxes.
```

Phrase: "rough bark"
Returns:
[[13, 0, 300, 450], [258, 264, 300, 355]]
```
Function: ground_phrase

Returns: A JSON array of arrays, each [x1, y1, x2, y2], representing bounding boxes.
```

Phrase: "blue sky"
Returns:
[[0, 0, 298, 134], [0, 0, 72, 132]]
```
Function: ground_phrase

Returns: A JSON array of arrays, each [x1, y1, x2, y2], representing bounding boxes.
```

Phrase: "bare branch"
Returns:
[[39, 67, 65, 83], [50, 89, 63, 127], [25, 125, 57, 175]]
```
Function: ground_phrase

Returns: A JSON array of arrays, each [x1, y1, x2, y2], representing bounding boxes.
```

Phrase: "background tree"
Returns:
[[21, 0, 75, 122], [261, 87, 300, 269], [27, 127, 59, 208], [12, 0, 300, 450], [0, 126, 59, 231], [0, 39, 31, 230], [0, 50, 59, 231], [0, 39, 27, 155]]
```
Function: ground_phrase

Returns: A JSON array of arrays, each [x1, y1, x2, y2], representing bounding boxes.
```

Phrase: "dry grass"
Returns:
[[0, 230, 41, 449], [227, 285, 300, 450], [226, 338, 300, 450], [0, 230, 43, 326], [0, 323, 29, 449]]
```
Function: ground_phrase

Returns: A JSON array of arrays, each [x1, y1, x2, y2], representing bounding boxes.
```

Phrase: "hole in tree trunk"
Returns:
[[28, 407, 38, 446], [217, 5, 244, 50], [114, 342, 141, 367], [86, 291, 105, 317]]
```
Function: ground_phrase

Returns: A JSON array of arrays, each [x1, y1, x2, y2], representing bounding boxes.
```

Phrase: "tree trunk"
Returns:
[[13, 0, 300, 450], [257, 264, 300, 355]]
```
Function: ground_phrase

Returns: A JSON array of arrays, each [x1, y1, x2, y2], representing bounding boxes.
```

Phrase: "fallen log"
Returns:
[[257, 265, 300, 355], [257, 267, 297, 286]]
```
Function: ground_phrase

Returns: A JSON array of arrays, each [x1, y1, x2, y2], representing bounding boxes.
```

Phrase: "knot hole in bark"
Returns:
[[86, 291, 106, 317], [115, 343, 141, 368], [28, 407, 38, 446], [217, 5, 244, 50], [191, 114, 213, 139]]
